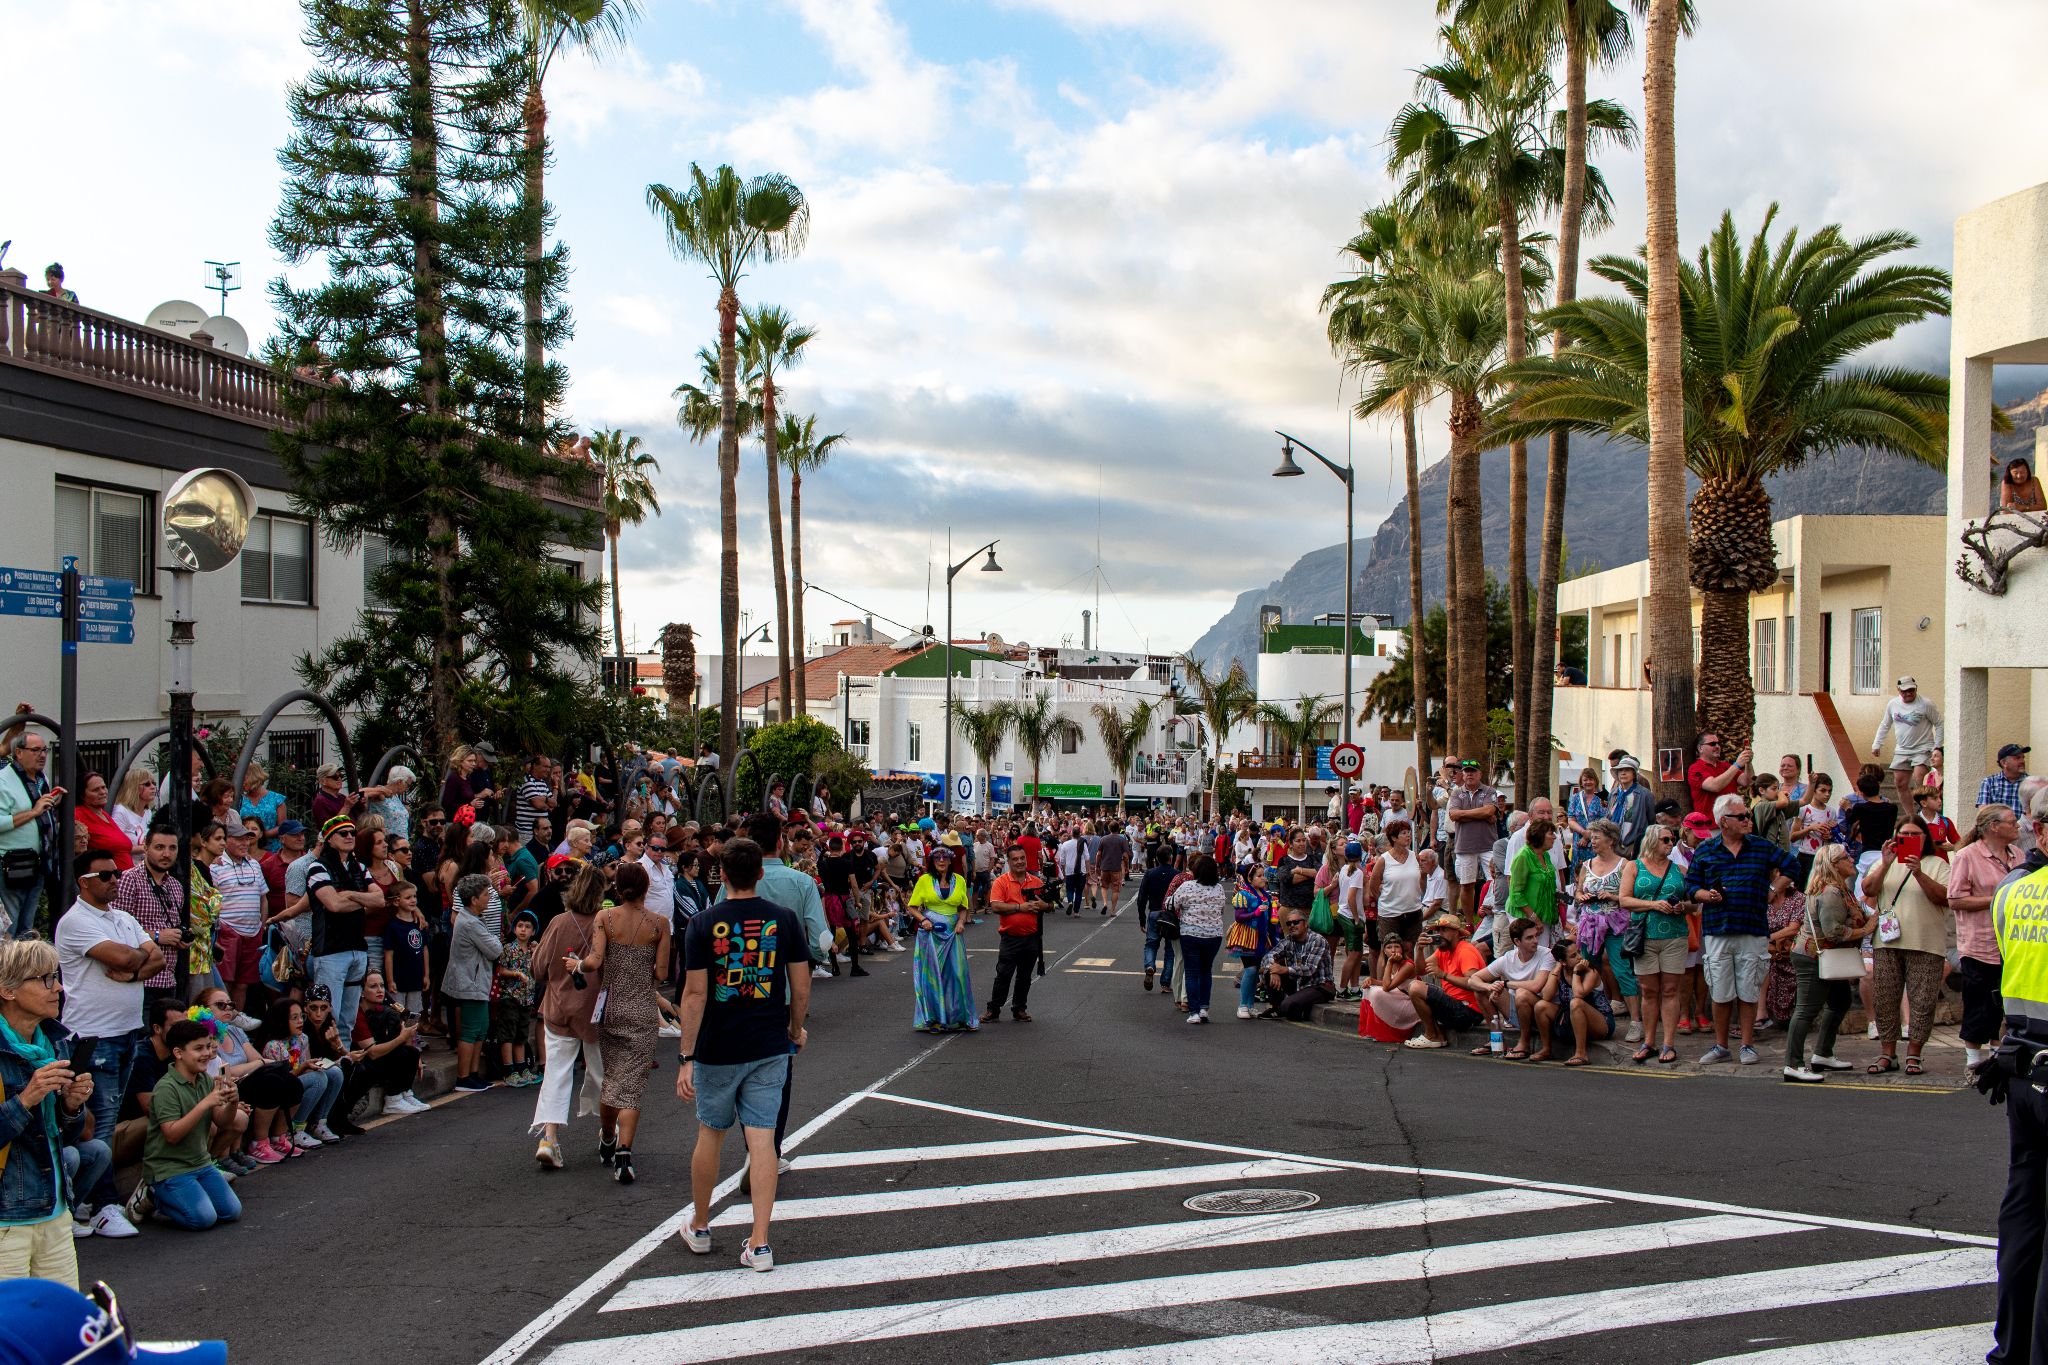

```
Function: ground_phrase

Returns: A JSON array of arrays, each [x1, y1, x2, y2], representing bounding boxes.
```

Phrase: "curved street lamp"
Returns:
[[943, 537, 1002, 813], [1272, 430, 1356, 815]]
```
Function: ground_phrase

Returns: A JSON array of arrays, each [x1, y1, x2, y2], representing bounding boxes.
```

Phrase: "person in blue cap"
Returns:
[[0, 1277, 224, 1362]]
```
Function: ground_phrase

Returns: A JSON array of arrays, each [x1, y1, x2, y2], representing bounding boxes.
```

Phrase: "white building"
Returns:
[[0, 273, 604, 774], [1946, 181, 2048, 807]]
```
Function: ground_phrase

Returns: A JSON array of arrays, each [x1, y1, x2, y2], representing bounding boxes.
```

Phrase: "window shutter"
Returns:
[[241, 516, 272, 600], [273, 517, 311, 604], [94, 490, 145, 588], [54, 485, 91, 570], [362, 533, 393, 611]]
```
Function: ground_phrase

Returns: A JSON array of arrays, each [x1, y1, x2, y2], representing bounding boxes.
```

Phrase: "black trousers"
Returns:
[[987, 934, 1039, 1014], [1999, 1076, 2048, 1362], [1261, 972, 1333, 1021]]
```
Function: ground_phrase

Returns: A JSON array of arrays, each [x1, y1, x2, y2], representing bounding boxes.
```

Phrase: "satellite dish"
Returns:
[[984, 632, 1004, 648], [201, 315, 249, 356], [162, 467, 254, 573], [145, 300, 208, 338]]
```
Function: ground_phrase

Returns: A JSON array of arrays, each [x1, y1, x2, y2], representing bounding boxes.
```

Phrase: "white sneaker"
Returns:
[[309, 1122, 342, 1144], [1186, 1012, 1206, 1025], [398, 1092, 432, 1113], [1866, 1022, 1879, 1039], [292, 1130, 323, 1150], [91, 1205, 139, 1239], [1236, 1007, 1253, 1020], [740, 1242, 775, 1272], [1809, 1054, 1854, 1072], [381, 1098, 415, 1117], [887, 943, 907, 953], [1624, 1020, 1643, 1044], [680, 1224, 711, 1254], [1782, 1065, 1825, 1083], [811, 966, 833, 979], [658, 1022, 682, 1038], [71, 1217, 93, 1240]]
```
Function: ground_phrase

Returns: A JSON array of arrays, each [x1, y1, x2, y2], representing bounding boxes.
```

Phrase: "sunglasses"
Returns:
[[649, 844, 667, 852], [425, 819, 447, 828], [79, 870, 118, 883], [1725, 813, 1753, 822], [59, 1282, 131, 1365], [1287, 919, 1307, 927], [392, 844, 411, 854]]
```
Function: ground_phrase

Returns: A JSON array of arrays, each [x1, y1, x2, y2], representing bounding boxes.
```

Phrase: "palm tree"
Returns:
[[673, 344, 760, 444], [1257, 694, 1342, 821], [587, 428, 660, 658], [1090, 700, 1156, 815], [1492, 207, 1949, 751], [1326, 202, 1436, 792], [1391, 21, 1630, 791], [646, 165, 810, 766], [1447, 0, 1640, 799], [1179, 655, 1260, 819], [777, 413, 846, 712], [1008, 687, 1077, 810], [518, 1, 639, 433], [738, 305, 817, 713], [953, 702, 1014, 817]]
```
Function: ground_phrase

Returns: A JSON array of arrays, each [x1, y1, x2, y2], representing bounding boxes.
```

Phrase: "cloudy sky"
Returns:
[[12, 1, 2048, 657]]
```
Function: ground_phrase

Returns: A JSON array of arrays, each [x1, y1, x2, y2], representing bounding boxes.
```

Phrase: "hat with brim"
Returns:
[[0, 1278, 227, 1364], [1427, 912, 1464, 931], [1681, 812, 1716, 835]]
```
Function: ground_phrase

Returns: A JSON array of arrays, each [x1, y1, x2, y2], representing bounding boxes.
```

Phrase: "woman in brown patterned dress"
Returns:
[[564, 862, 674, 1184]]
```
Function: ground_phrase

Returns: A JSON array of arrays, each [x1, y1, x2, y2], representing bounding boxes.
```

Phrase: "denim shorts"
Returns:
[[693, 1053, 789, 1131]]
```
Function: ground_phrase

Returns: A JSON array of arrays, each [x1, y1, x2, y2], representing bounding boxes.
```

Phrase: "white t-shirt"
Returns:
[[1336, 865, 1366, 921], [1421, 868, 1449, 912], [1056, 838, 1081, 877], [1480, 944, 1556, 986], [57, 898, 149, 1039], [1796, 803, 1837, 856]]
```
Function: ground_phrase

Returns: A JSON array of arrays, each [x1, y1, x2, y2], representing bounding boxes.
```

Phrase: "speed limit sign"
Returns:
[[1329, 742, 1365, 779]]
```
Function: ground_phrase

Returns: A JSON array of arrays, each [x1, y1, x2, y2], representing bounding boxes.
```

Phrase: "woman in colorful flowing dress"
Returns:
[[909, 843, 976, 1032]]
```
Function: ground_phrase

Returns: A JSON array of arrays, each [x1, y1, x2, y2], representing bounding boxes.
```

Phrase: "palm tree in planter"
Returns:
[[1178, 655, 1261, 821], [1008, 688, 1078, 813], [1492, 206, 1949, 751], [1257, 694, 1342, 822], [952, 702, 1014, 817], [1090, 700, 1156, 815], [588, 428, 660, 657]]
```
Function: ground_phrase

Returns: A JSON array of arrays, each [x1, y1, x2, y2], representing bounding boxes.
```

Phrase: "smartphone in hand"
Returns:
[[68, 1037, 98, 1075]]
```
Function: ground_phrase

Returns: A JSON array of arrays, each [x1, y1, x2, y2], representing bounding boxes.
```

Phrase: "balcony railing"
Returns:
[[0, 275, 600, 515], [1129, 755, 1190, 785]]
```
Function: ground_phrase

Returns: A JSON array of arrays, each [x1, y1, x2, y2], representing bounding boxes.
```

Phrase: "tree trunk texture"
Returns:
[[1498, 192, 1532, 796], [1696, 588, 1755, 755], [761, 375, 793, 717], [1643, 0, 1696, 804], [790, 470, 808, 710], [1403, 398, 1430, 790], [1449, 390, 1489, 766], [407, 0, 456, 761], [1689, 474, 1779, 753], [1443, 439, 1462, 763], [522, 80, 545, 442], [1529, 19, 1591, 804], [717, 286, 742, 768], [607, 519, 624, 658]]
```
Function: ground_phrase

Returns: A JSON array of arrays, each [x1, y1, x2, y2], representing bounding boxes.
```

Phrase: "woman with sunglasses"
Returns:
[[0, 936, 96, 1286], [908, 844, 975, 1032], [1781, 844, 1868, 1083]]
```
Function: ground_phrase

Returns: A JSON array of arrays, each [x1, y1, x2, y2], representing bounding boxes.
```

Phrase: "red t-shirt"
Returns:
[[1016, 835, 1043, 874], [1687, 759, 1730, 819]]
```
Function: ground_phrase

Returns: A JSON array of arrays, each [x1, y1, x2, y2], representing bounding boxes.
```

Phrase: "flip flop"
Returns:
[[1563, 1056, 1590, 1067], [1631, 1044, 1655, 1064], [1657, 1047, 1679, 1064], [1527, 1050, 1554, 1062], [1470, 1044, 1495, 1056], [1504, 1048, 1529, 1061], [1867, 1055, 1899, 1074]]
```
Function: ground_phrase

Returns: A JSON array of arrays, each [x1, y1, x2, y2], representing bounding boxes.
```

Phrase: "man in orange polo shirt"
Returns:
[[983, 845, 1056, 1023]]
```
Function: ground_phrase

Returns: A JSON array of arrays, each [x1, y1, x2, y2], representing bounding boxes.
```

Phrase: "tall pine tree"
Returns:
[[268, 0, 600, 764]]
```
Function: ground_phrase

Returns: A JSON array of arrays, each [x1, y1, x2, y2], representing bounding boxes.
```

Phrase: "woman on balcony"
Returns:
[[2002, 457, 2047, 513]]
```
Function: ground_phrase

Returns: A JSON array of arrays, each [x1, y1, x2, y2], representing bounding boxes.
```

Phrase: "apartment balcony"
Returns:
[[1233, 750, 1311, 783]]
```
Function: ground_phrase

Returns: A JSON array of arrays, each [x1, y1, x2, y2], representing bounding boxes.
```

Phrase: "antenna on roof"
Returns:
[[204, 260, 241, 317]]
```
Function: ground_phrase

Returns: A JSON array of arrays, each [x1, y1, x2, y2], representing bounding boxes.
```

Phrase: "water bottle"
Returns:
[[1489, 1025, 1505, 1055]]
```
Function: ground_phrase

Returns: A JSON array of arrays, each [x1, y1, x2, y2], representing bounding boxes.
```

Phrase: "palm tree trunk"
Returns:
[[1527, 12, 1591, 805], [1696, 586, 1754, 754], [1402, 398, 1430, 790], [790, 469, 808, 710], [1450, 391, 1489, 766], [761, 375, 793, 718], [1643, 0, 1696, 803], [1498, 193, 1532, 796], [1443, 444, 1460, 763], [607, 519, 624, 658], [522, 79, 545, 443], [716, 285, 742, 767]]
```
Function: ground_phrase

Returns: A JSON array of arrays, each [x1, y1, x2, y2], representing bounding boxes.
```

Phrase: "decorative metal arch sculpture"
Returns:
[[229, 691, 359, 806]]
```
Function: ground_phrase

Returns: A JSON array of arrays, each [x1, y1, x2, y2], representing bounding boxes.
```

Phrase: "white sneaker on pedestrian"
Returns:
[[382, 1098, 415, 1117], [887, 942, 907, 953], [680, 1225, 711, 1254], [1186, 1012, 1206, 1025], [740, 1242, 775, 1272], [400, 1092, 432, 1113], [1236, 1007, 1253, 1020], [535, 1137, 564, 1170], [1782, 1065, 1825, 1083], [1809, 1054, 1853, 1072], [91, 1205, 140, 1239], [658, 1022, 682, 1038], [292, 1130, 322, 1150], [1624, 1020, 1643, 1044], [309, 1122, 342, 1143], [811, 966, 832, 979], [71, 1217, 93, 1240], [1866, 1022, 1880, 1039]]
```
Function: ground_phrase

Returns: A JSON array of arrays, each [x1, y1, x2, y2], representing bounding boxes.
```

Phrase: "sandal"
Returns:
[[1904, 1056, 1924, 1075], [1677, 1019, 1693, 1035], [1631, 1044, 1655, 1064], [1867, 1055, 1899, 1074], [1505, 1048, 1529, 1061], [1470, 1044, 1495, 1056], [1527, 1049, 1554, 1062], [1564, 1055, 1590, 1067], [1657, 1047, 1679, 1064]]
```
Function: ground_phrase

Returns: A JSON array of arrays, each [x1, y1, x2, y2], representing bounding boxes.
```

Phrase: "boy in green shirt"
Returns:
[[1750, 774, 1792, 851], [141, 1019, 242, 1230]]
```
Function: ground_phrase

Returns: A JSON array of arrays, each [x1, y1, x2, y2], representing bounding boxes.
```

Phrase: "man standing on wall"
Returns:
[[1444, 761, 1500, 926], [1873, 676, 1942, 809]]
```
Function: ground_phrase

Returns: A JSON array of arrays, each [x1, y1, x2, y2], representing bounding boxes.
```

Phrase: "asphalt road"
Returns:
[[88, 889, 2008, 1364]]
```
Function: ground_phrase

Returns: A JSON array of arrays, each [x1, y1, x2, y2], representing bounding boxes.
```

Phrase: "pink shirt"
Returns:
[[1949, 839, 2020, 964]]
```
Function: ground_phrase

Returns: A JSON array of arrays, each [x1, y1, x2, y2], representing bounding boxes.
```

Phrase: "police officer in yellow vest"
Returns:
[[1990, 786, 2048, 1363]]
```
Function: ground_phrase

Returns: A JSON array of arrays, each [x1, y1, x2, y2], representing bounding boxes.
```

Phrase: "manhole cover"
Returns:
[[1183, 1188, 1321, 1215]]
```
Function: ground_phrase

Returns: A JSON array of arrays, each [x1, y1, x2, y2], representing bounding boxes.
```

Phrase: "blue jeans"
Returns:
[[62, 1140, 108, 1217], [1064, 873, 1085, 913], [0, 879, 38, 938], [293, 1064, 343, 1128], [82, 1032, 139, 1210], [1144, 912, 1179, 979], [1238, 954, 1263, 1012], [1181, 935, 1221, 1015], [312, 950, 368, 1038], [152, 1166, 241, 1230]]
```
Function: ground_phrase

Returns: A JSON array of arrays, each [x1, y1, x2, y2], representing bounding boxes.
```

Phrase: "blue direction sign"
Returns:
[[0, 592, 134, 623], [0, 567, 132, 600], [0, 566, 136, 644], [79, 620, 136, 645]]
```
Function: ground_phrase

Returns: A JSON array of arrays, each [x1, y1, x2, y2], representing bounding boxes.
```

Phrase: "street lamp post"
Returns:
[[942, 537, 1003, 815], [1272, 431, 1355, 818]]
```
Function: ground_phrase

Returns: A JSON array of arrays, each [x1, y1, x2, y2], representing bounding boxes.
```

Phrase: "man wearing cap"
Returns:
[[1684, 792, 1801, 1065], [209, 824, 267, 1010], [1444, 761, 1501, 926], [1872, 676, 1942, 809], [1983, 744, 2032, 816], [1609, 756, 1652, 859], [307, 814, 383, 1038], [1402, 913, 1487, 1047]]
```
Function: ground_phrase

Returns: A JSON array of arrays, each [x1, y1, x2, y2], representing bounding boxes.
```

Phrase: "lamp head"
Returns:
[[1272, 440, 1305, 478], [981, 546, 1003, 573]]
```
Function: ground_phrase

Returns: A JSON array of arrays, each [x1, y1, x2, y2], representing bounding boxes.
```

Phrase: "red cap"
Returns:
[[1681, 812, 1715, 835]]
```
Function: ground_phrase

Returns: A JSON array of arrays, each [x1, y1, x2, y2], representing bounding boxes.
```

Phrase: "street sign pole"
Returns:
[[57, 560, 79, 915], [167, 568, 195, 899]]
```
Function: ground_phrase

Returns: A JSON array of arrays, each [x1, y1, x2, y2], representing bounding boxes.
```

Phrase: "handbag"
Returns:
[[1805, 900, 1864, 981], [1, 847, 38, 891], [1308, 888, 1336, 937], [1622, 912, 1647, 959]]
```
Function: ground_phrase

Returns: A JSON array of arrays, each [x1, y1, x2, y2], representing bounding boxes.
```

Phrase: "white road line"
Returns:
[[603, 1188, 1599, 1312], [996, 1247, 1995, 1364], [475, 1035, 958, 1365], [706, 1158, 1334, 1226], [865, 1092, 1999, 1248], [787, 1134, 1134, 1170], [1693, 1322, 1994, 1365], [542, 1213, 1796, 1364]]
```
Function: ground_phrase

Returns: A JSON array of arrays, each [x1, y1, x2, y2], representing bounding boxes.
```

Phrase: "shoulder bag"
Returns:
[[1806, 898, 1864, 981]]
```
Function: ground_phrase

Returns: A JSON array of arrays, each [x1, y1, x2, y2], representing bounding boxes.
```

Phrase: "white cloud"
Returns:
[[544, 47, 707, 145]]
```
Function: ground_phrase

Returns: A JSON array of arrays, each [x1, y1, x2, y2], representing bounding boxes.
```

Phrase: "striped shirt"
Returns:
[[1979, 772, 2026, 814], [209, 854, 268, 935], [512, 777, 554, 841]]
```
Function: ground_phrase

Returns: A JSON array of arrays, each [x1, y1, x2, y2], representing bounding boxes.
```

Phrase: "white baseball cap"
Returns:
[[1896, 675, 1917, 691]]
